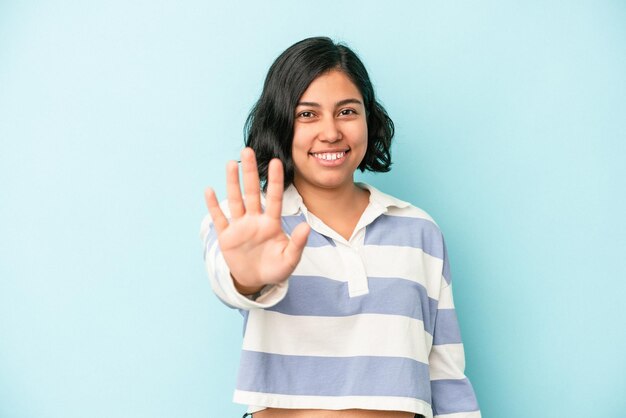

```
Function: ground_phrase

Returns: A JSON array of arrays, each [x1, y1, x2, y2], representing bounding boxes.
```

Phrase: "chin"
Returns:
[[313, 177, 353, 189]]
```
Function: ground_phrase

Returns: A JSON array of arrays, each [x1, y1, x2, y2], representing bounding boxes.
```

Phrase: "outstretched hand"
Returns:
[[204, 148, 310, 293]]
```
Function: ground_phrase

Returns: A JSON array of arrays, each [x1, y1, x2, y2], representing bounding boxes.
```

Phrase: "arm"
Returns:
[[428, 237, 481, 418]]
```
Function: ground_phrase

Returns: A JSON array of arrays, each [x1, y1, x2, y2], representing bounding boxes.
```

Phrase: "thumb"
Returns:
[[283, 222, 310, 266]]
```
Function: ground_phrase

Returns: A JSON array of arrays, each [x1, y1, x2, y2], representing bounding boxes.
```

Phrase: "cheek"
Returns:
[[352, 122, 368, 149], [355, 124, 368, 162], [290, 132, 308, 170], [291, 125, 309, 150]]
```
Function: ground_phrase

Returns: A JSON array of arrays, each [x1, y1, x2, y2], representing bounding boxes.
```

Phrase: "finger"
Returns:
[[265, 158, 284, 219], [226, 160, 245, 219], [241, 147, 262, 215], [283, 222, 310, 267], [204, 187, 229, 234]]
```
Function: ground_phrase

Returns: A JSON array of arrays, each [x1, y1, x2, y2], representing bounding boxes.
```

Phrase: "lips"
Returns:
[[309, 149, 350, 161]]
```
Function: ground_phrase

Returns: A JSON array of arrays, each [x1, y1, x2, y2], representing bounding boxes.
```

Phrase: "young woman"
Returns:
[[201, 37, 480, 418]]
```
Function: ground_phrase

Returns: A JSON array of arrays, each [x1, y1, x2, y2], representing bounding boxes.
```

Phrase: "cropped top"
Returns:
[[200, 183, 481, 418]]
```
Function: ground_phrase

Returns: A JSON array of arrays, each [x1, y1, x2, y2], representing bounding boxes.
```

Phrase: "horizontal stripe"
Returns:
[[433, 309, 462, 345], [294, 245, 444, 294], [437, 283, 455, 309], [282, 215, 335, 247], [365, 215, 443, 257], [431, 378, 480, 415], [428, 344, 467, 380], [242, 310, 432, 363], [361, 246, 444, 298], [441, 235, 451, 285], [291, 246, 360, 283], [203, 223, 232, 306], [435, 411, 481, 418], [267, 275, 438, 334], [239, 309, 249, 337], [235, 391, 433, 415], [364, 214, 452, 285], [204, 239, 234, 308], [237, 350, 431, 400]]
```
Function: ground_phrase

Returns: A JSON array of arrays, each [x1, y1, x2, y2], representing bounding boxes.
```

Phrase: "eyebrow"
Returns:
[[296, 98, 363, 108]]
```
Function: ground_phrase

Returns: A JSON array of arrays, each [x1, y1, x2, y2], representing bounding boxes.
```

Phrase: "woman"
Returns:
[[201, 37, 480, 418]]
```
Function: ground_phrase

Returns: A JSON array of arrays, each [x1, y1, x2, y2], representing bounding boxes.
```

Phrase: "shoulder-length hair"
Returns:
[[244, 36, 394, 190]]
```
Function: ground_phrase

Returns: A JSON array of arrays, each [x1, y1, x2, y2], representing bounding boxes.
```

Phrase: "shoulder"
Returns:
[[360, 183, 447, 255], [359, 182, 440, 227], [360, 184, 449, 268]]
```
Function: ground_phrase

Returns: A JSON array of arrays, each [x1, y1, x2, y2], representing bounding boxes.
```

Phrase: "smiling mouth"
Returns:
[[309, 149, 350, 161]]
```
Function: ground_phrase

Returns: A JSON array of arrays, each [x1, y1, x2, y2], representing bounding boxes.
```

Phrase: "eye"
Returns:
[[297, 111, 315, 119], [339, 108, 357, 116]]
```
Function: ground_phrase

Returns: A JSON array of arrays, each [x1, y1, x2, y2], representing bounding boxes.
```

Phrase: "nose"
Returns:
[[317, 116, 341, 143]]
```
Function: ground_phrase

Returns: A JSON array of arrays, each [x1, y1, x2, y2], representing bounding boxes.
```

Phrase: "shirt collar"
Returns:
[[278, 184, 301, 215], [277, 182, 410, 216]]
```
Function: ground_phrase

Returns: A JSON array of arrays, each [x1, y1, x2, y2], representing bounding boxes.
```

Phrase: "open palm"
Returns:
[[204, 148, 310, 291]]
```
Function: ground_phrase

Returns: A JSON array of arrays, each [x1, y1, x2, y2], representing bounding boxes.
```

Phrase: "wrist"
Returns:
[[232, 275, 265, 296]]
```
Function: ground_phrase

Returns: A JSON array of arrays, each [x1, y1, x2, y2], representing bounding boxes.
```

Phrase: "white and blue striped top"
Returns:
[[200, 183, 480, 418]]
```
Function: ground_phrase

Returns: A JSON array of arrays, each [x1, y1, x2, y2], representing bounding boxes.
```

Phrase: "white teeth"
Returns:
[[312, 151, 345, 161]]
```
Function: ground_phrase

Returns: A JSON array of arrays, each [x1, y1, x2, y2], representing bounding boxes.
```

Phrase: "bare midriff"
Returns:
[[253, 409, 415, 418]]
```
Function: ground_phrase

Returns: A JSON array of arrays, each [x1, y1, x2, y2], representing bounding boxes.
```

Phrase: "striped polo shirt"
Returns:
[[200, 183, 480, 418]]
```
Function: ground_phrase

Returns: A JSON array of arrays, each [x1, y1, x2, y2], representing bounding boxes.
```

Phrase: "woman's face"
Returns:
[[291, 69, 368, 194]]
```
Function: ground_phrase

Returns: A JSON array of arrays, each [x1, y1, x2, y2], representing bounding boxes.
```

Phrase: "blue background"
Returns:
[[1, 1, 625, 417]]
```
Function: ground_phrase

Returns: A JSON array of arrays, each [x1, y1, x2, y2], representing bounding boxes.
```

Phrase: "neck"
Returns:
[[293, 179, 369, 221], [292, 177, 371, 241]]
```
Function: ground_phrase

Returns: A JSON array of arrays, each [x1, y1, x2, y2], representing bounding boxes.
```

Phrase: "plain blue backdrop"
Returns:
[[1, 1, 625, 417]]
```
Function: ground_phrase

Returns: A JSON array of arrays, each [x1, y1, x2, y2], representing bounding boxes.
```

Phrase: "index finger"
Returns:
[[264, 158, 284, 219]]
